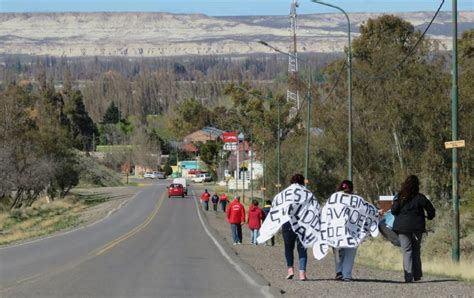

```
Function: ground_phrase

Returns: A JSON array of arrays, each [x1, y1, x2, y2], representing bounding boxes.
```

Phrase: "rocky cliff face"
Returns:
[[0, 11, 472, 57]]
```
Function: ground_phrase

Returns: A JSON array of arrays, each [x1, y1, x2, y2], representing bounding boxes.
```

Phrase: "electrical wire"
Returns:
[[321, 61, 347, 103], [353, 0, 445, 80]]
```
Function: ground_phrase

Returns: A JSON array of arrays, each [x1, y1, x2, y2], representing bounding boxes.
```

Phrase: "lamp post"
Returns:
[[451, 0, 460, 263], [257, 40, 312, 185], [311, 0, 352, 181]]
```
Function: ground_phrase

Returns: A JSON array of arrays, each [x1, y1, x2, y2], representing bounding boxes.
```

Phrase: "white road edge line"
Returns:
[[192, 190, 273, 298], [0, 189, 143, 250]]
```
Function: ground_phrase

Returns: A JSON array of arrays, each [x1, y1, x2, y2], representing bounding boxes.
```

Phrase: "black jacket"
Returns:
[[391, 193, 436, 233]]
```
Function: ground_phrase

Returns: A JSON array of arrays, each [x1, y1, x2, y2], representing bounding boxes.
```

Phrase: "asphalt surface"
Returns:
[[0, 182, 272, 297]]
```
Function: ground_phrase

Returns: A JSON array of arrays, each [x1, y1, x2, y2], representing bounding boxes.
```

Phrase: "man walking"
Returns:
[[226, 196, 245, 245], [200, 189, 210, 211]]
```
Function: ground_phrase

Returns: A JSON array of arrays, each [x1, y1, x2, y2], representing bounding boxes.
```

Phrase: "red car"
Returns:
[[168, 183, 185, 198]]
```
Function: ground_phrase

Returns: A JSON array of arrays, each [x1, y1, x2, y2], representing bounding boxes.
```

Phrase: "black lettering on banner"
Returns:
[[347, 237, 356, 246], [301, 209, 317, 224], [358, 198, 369, 210], [339, 193, 350, 206], [334, 207, 345, 219], [284, 189, 292, 201], [350, 195, 358, 208], [336, 226, 344, 237], [295, 226, 307, 241], [269, 210, 282, 223], [303, 189, 312, 202], [320, 229, 327, 240], [305, 233, 316, 243], [319, 243, 328, 255], [328, 193, 337, 204], [336, 238, 346, 247], [328, 227, 334, 238], [357, 214, 366, 227], [349, 209, 361, 224], [294, 188, 302, 202], [274, 192, 284, 206], [326, 207, 334, 221]]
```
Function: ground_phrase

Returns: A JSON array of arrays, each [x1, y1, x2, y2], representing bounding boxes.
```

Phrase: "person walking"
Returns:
[[261, 200, 275, 246], [282, 174, 308, 281], [200, 189, 210, 211], [391, 175, 436, 283], [247, 200, 263, 245], [211, 192, 219, 212], [219, 192, 229, 212], [332, 180, 357, 282], [226, 196, 245, 245]]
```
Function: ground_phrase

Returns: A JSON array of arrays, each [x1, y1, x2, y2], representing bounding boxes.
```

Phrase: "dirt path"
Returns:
[[201, 205, 474, 297]]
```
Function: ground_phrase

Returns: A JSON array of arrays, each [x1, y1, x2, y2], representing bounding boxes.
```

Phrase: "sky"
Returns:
[[1, 0, 473, 15]]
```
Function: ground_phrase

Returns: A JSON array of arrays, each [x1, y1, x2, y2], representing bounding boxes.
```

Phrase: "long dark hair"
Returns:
[[398, 175, 420, 202]]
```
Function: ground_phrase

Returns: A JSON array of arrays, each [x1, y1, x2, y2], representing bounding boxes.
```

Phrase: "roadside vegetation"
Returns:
[[0, 15, 472, 274]]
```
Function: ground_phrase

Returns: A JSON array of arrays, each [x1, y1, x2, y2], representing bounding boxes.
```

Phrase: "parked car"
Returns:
[[144, 172, 157, 179], [155, 172, 166, 179], [172, 178, 188, 195], [192, 173, 212, 183], [168, 183, 185, 198]]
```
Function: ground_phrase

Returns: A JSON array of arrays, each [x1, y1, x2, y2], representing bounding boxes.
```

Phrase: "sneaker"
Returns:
[[299, 271, 307, 281], [335, 272, 343, 280], [233, 242, 238, 246], [342, 278, 352, 282], [286, 267, 294, 280]]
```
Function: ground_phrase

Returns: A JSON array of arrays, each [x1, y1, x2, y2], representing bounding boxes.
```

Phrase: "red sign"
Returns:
[[223, 132, 238, 143]]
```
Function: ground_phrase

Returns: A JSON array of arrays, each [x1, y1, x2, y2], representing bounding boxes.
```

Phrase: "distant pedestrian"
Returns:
[[219, 192, 229, 212], [332, 180, 357, 282], [391, 175, 435, 283], [201, 189, 210, 211], [282, 174, 308, 281], [247, 200, 263, 245], [211, 193, 219, 212], [261, 200, 275, 246], [226, 196, 245, 245]]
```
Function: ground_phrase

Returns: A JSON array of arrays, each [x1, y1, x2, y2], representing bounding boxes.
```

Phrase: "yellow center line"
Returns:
[[1, 190, 166, 293], [91, 190, 166, 256]]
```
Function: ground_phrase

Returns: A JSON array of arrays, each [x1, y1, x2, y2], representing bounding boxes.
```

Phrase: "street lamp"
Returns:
[[257, 40, 312, 185], [235, 85, 282, 193], [311, 0, 353, 181]]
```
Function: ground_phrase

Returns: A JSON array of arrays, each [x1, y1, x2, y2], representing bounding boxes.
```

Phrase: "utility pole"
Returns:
[[451, 0, 460, 263]]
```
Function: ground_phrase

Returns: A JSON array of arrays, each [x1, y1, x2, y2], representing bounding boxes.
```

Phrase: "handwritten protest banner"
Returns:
[[313, 192, 379, 260], [257, 184, 321, 247]]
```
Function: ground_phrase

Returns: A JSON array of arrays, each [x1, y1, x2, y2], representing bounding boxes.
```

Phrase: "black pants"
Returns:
[[212, 202, 218, 211], [398, 232, 423, 282]]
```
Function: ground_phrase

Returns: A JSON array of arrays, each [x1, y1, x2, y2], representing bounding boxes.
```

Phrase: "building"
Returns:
[[183, 127, 225, 143]]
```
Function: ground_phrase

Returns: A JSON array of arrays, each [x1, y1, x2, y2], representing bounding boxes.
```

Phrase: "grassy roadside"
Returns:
[[0, 193, 109, 246], [357, 237, 474, 283]]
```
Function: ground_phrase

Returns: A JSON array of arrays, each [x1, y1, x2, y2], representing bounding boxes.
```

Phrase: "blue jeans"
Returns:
[[282, 223, 307, 271], [202, 200, 209, 211], [230, 224, 242, 243], [250, 229, 259, 244], [220, 201, 227, 212], [334, 247, 357, 279]]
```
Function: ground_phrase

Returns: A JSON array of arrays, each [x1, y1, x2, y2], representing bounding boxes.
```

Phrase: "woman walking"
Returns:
[[391, 175, 436, 283], [282, 174, 308, 281], [247, 200, 263, 245]]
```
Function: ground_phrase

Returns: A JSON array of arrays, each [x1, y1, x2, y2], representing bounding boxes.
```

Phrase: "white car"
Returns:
[[144, 172, 157, 179], [192, 173, 212, 183]]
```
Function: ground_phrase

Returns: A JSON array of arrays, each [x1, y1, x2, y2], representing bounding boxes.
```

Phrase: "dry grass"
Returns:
[[0, 198, 85, 245], [357, 237, 474, 282]]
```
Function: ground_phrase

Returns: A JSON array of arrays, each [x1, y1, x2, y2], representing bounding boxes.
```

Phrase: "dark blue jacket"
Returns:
[[391, 193, 435, 233]]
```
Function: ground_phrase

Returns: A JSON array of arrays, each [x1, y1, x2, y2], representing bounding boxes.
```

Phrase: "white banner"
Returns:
[[257, 184, 321, 247], [313, 192, 379, 260]]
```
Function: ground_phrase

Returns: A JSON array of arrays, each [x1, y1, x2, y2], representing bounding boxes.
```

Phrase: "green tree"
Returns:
[[102, 101, 120, 124]]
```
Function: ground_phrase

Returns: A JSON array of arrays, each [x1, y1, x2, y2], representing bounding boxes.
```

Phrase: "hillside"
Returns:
[[0, 11, 473, 57]]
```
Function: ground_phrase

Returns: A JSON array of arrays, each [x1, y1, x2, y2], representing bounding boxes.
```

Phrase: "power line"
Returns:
[[353, 0, 445, 80]]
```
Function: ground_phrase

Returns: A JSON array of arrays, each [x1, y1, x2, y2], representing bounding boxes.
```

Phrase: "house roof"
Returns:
[[182, 142, 199, 153]]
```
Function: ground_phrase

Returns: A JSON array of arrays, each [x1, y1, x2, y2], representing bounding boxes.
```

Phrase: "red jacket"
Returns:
[[226, 199, 245, 224], [247, 205, 263, 230], [201, 192, 210, 202], [219, 193, 229, 202]]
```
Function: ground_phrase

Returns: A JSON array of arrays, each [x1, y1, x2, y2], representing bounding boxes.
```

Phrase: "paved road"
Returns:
[[0, 182, 272, 297]]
